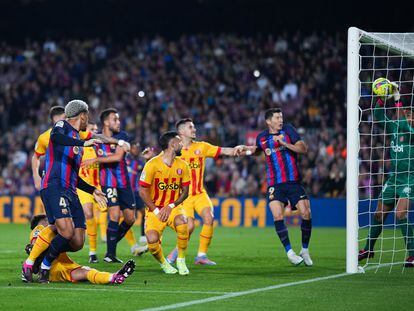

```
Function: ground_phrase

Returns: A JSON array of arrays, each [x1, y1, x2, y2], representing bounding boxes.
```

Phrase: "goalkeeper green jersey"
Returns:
[[374, 102, 414, 177]]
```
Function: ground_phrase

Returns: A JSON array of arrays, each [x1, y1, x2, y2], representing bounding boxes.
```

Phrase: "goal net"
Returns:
[[347, 28, 414, 273]]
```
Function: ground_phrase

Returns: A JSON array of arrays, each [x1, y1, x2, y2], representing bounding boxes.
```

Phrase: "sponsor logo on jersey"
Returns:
[[73, 146, 80, 154], [157, 181, 180, 191], [97, 149, 104, 156], [391, 141, 404, 153], [265, 148, 272, 156], [195, 149, 201, 155]]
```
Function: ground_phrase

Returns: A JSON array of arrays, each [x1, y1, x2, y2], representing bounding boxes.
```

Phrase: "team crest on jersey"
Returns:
[[177, 169, 183, 175], [403, 186, 411, 195], [110, 144, 116, 150], [111, 197, 117, 203], [194, 149, 201, 155], [55, 121, 64, 128], [273, 134, 284, 142], [73, 146, 80, 154], [61, 208, 68, 215], [97, 149, 104, 156], [265, 148, 272, 156]]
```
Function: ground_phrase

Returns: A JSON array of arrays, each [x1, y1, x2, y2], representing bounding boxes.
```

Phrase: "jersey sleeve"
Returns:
[[285, 124, 301, 144], [255, 134, 263, 151], [79, 130, 92, 140], [34, 133, 48, 156], [203, 142, 221, 159], [138, 161, 155, 187], [181, 163, 191, 187]]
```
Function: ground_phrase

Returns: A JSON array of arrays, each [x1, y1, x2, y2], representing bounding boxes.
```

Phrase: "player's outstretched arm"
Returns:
[[82, 145, 126, 168], [220, 146, 246, 156], [237, 145, 261, 156]]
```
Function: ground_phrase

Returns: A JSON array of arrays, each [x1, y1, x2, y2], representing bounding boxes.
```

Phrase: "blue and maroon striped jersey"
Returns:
[[126, 155, 145, 192], [256, 124, 302, 186], [41, 120, 85, 193], [94, 131, 131, 188]]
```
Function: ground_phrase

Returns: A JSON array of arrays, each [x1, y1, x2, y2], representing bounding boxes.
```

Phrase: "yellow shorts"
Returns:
[[182, 192, 213, 219], [145, 206, 186, 235], [50, 253, 81, 283], [77, 188, 95, 206]]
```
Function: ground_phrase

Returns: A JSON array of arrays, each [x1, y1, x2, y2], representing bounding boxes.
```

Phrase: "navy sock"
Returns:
[[140, 211, 145, 237], [106, 220, 119, 256], [274, 220, 291, 252], [301, 219, 312, 249], [116, 221, 132, 242], [43, 234, 71, 268]]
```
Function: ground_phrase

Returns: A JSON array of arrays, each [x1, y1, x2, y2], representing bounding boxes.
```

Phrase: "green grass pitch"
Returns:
[[0, 224, 413, 310]]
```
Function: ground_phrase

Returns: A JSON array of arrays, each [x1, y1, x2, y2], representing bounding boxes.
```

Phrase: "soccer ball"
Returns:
[[372, 77, 392, 97]]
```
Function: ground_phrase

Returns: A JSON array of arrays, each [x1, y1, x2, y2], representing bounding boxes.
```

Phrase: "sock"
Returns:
[[120, 223, 135, 245], [42, 234, 71, 269], [86, 269, 112, 284], [274, 220, 291, 253], [176, 224, 189, 258], [140, 210, 145, 237], [86, 218, 97, 253], [397, 218, 414, 257], [106, 220, 119, 256], [27, 226, 56, 263], [99, 211, 108, 241], [301, 219, 312, 249], [148, 241, 165, 263], [364, 217, 383, 251], [198, 224, 213, 256]]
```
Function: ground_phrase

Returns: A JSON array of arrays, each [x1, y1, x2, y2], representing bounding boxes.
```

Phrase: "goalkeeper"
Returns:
[[359, 81, 414, 267]]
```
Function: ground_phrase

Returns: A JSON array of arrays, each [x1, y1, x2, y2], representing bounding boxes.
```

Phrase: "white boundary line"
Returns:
[[139, 272, 351, 311], [0, 286, 229, 295]]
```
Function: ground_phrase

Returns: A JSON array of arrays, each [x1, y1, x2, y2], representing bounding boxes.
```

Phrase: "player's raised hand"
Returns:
[[93, 189, 108, 211], [81, 158, 97, 168], [233, 145, 245, 156], [121, 141, 131, 152], [84, 138, 102, 147], [158, 205, 172, 222], [390, 81, 401, 101], [142, 147, 155, 159]]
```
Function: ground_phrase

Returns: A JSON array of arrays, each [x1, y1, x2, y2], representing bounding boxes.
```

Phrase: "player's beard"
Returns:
[[110, 126, 120, 134]]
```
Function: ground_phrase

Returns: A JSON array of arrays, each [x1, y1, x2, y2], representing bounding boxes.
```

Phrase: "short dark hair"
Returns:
[[264, 108, 282, 120], [30, 214, 47, 230], [175, 118, 193, 131], [100, 108, 118, 124], [49, 106, 65, 122], [159, 131, 179, 150]]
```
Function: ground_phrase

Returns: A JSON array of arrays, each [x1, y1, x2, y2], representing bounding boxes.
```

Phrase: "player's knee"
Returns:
[[203, 212, 214, 225], [373, 212, 384, 223], [174, 215, 187, 227], [396, 210, 407, 220], [300, 207, 311, 220], [146, 231, 159, 244]]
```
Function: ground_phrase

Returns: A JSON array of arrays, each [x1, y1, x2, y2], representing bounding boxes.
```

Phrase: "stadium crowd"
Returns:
[[0, 32, 347, 198]]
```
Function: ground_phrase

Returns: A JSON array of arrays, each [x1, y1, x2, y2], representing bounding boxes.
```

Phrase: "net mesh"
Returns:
[[358, 32, 414, 272]]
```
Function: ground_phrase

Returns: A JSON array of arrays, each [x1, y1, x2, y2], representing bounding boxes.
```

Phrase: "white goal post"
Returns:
[[347, 27, 414, 273]]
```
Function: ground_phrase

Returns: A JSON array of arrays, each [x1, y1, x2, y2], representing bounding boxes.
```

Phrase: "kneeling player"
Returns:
[[23, 215, 135, 284]]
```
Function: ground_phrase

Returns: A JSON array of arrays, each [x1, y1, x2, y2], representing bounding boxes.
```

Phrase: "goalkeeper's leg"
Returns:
[[395, 199, 414, 266], [359, 200, 393, 261]]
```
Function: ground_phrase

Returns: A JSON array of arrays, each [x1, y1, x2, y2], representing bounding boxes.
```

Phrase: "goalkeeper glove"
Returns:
[[390, 81, 401, 101]]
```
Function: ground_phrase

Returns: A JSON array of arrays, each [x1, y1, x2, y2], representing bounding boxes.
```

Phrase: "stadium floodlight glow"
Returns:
[[138, 91, 145, 98], [347, 27, 414, 274]]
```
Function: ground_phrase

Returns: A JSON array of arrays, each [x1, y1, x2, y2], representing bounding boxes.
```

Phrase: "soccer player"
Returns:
[[82, 108, 136, 263], [138, 131, 191, 275], [126, 143, 155, 255], [23, 100, 108, 283], [24, 214, 135, 284], [167, 118, 243, 265], [78, 121, 105, 263], [358, 82, 414, 267], [238, 108, 313, 266], [32, 106, 66, 191]]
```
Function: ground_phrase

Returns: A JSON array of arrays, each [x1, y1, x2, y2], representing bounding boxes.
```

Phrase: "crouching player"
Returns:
[[23, 214, 135, 284]]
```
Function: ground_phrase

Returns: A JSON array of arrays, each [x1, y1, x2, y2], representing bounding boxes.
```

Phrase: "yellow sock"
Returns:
[[28, 226, 56, 262], [124, 228, 137, 247], [148, 241, 165, 263], [86, 218, 97, 253], [99, 211, 108, 241], [86, 269, 112, 284], [175, 224, 189, 258], [198, 224, 213, 255]]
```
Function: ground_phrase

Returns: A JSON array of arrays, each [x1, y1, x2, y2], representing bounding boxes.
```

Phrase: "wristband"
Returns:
[[153, 208, 160, 215], [118, 139, 125, 147], [168, 203, 176, 209], [246, 150, 252, 156]]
